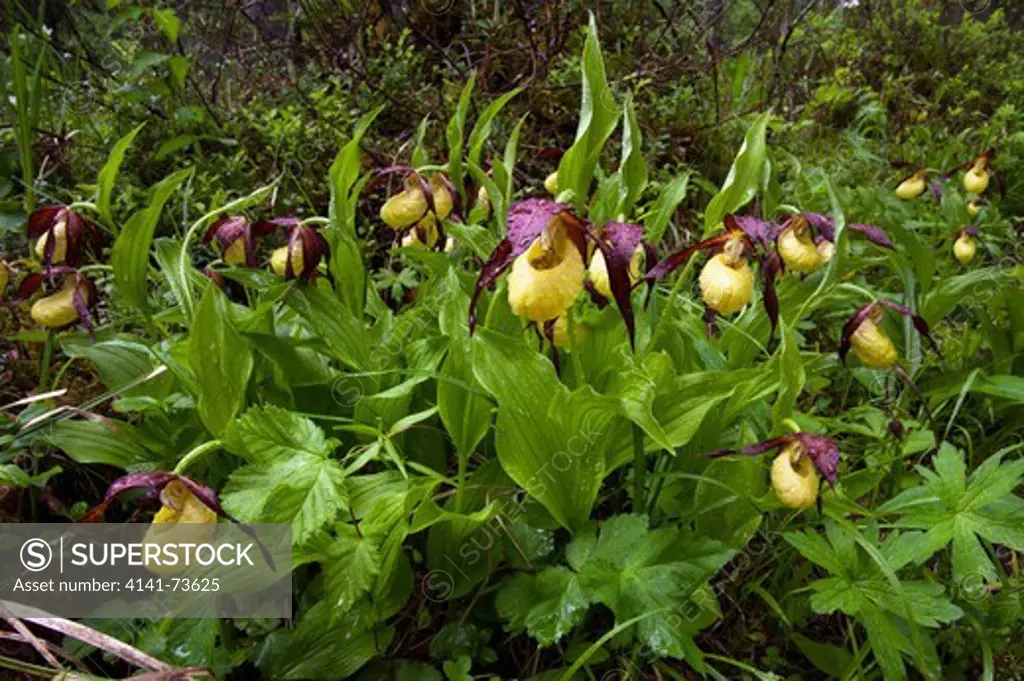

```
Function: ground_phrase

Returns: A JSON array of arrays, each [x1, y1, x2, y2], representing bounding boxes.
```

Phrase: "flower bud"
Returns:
[[778, 217, 824, 273], [967, 201, 980, 217], [850, 317, 898, 368], [588, 245, 642, 299], [143, 480, 217, 576], [30, 277, 91, 328], [476, 186, 491, 217], [507, 216, 584, 322], [699, 245, 753, 315], [895, 171, 926, 200], [953, 232, 976, 264], [771, 442, 820, 509], [963, 161, 989, 195], [544, 171, 559, 196], [34, 215, 68, 263]]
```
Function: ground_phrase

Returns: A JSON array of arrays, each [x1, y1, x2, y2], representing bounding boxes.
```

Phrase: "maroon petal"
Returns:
[[468, 199, 578, 334], [15, 273, 46, 301], [80, 472, 234, 524], [794, 433, 840, 485], [700, 436, 791, 459], [761, 252, 782, 344], [889, 419, 905, 439], [801, 213, 835, 242], [839, 302, 878, 366], [253, 217, 301, 235], [802, 212, 892, 249], [849, 223, 894, 249], [26, 206, 64, 239], [594, 221, 644, 350], [928, 179, 943, 203], [71, 278, 95, 335], [725, 214, 776, 249], [963, 227, 979, 238], [643, 233, 730, 283]]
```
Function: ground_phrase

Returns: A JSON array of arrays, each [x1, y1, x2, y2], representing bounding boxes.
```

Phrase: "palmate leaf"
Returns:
[[785, 522, 961, 681], [495, 514, 733, 658], [877, 443, 1024, 582]]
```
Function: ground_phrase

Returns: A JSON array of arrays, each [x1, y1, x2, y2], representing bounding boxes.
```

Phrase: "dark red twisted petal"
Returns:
[[761, 251, 782, 344], [595, 221, 644, 350], [801, 212, 893, 249], [878, 300, 941, 360], [642, 233, 729, 283], [700, 436, 791, 459]]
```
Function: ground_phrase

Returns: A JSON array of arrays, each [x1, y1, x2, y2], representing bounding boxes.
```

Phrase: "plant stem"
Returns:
[[173, 439, 223, 475], [38, 331, 53, 389]]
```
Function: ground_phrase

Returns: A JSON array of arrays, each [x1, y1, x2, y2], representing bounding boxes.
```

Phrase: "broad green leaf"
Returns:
[[644, 173, 690, 243], [445, 73, 476, 206], [772, 318, 805, 424], [287, 284, 370, 372], [189, 285, 253, 436], [467, 86, 522, 170], [96, 123, 145, 225], [38, 420, 153, 468], [327, 107, 381, 317], [471, 331, 616, 531], [111, 167, 193, 313], [557, 14, 620, 209], [438, 338, 493, 458], [0, 464, 60, 489], [703, 111, 770, 234], [617, 92, 647, 217]]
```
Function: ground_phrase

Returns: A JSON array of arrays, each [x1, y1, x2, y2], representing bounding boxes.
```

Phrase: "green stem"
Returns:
[[455, 447, 468, 513], [38, 331, 53, 389], [68, 200, 98, 213], [173, 440, 223, 475], [781, 418, 801, 433], [300, 216, 330, 226]]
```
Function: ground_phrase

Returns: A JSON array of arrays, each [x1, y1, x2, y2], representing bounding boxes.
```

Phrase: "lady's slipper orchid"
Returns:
[[960, 149, 994, 196], [27, 205, 101, 268], [20, 269, 98, 330], [701, 434, 840, 510], [840, 300, 942, 440], [644, 215, 776, 338], [469, 199, 646, 348], [775, 215, 823, 273], [379, 172, 456, 229], [202, 216, 275, 267], [894, 167, 929, 200], [143, 480, 218, 575], [952, 227, 978, 265], [400, 214, 441, 251], [254, 218, 331, 282], [506, 213, 585, 323], [469, 200, 585, 333]]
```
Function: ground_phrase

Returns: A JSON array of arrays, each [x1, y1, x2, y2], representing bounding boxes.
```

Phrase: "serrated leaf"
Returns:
[[228, 405, 337, 463], [496, 568, 589, 646]]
